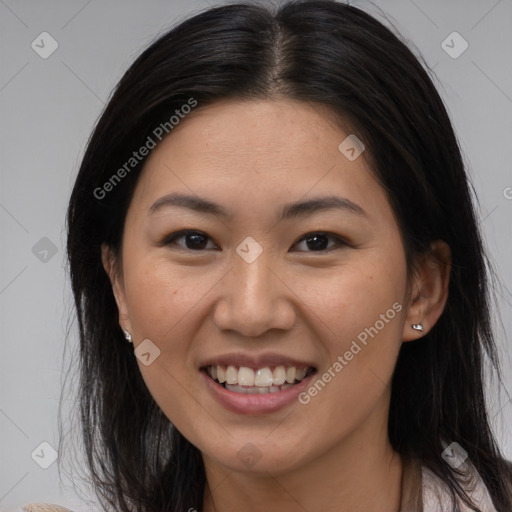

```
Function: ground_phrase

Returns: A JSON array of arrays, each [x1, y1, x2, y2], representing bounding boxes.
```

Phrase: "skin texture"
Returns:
[[102, 98, 451, 512]]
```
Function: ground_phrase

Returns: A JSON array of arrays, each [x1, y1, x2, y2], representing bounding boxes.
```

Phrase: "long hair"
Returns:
[[64, 1, 512, 510]]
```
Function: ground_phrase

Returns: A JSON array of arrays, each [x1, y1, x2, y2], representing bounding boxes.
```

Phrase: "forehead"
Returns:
[[162, 98, 355, 162], [128, 98, 390, 224]]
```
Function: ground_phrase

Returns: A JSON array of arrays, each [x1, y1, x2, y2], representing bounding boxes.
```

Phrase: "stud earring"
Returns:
[[411, 323, 424, 333], [122, 329, 133, 343]]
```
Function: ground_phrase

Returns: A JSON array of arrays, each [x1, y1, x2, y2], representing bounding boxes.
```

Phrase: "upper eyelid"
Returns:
[[164, 230, 217, 245], [291, 231, 346, 248], [293, 231, 346, 242]]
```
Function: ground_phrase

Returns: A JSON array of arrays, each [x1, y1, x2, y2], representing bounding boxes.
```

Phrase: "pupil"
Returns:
[[187, 233, 207, 250], [307, 234, 328, 251]]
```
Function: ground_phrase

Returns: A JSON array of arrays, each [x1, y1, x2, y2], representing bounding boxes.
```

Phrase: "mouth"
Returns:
[[201, 364, 316, 394]]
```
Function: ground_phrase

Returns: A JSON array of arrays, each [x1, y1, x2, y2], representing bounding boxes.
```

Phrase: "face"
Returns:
[[104, 98, 415, 476]]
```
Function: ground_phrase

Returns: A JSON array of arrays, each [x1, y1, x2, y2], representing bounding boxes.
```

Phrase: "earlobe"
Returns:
[[101, 243, 131, 329], [402, 240, 451, 342]]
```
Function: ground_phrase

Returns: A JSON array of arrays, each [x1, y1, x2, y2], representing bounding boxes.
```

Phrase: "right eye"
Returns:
[[162, 230, 219, 251]]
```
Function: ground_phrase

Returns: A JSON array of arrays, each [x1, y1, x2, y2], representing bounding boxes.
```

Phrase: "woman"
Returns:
[[25, 1, 512, 511]]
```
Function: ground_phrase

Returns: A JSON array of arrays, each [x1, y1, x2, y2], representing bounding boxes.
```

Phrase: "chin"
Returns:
[[199, 433, 307, 475]]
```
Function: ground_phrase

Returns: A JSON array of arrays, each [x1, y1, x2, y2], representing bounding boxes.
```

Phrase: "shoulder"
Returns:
[[20, 504, 75, 512], [422, 462, 498, 512]]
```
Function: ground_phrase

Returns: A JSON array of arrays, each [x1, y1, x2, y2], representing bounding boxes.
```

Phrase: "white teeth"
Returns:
[[285, 366, 296, 384], [272, 365, 286, 385], [255, 367, 273, 387], [295, 368, 307, 380], [207, 364, 311, 390], [226, 365, 238, 385], [238, 367, 255, 386]]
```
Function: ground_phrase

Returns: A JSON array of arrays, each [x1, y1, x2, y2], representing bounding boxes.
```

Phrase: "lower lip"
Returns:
[[201, 370, 316, 415]]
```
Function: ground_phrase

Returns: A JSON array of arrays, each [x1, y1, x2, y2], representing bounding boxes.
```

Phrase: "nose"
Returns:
[[212, 248, 296, 337]]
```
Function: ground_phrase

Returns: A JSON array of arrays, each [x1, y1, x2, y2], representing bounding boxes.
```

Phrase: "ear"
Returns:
[[101, 242, 132, 333], [402, 240, 451, 342]]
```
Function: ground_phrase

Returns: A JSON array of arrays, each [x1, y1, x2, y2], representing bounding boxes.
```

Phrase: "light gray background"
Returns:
[[1, 1, 511, 510]]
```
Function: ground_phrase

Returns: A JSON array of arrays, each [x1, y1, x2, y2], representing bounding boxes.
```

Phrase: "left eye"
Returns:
[[294, 231, 347, 252]]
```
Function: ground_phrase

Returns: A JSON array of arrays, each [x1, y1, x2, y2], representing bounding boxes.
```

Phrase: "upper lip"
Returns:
[[199, 352, 317, 370]]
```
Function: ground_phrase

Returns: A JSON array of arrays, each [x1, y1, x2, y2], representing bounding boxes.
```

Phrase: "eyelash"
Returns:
[[162, 230, 350, 253]]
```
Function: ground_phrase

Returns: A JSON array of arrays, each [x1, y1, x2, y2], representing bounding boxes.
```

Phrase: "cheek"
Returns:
[[295, 254, 406, 430], [121, 258, 212, 434], [300, 256, 405, 351], [123, 254, 215, 341]]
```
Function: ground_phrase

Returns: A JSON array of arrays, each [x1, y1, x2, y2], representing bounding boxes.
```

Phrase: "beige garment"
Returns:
[[422, 464, 498, 512], [21, 505, 74, 512], [400, 456, 499, 512]]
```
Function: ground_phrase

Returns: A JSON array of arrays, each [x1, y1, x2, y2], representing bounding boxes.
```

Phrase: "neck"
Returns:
[[201, 401, 403, 512]]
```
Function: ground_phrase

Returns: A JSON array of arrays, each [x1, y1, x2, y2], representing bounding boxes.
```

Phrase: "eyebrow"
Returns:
[[147, 192, 368, 221]]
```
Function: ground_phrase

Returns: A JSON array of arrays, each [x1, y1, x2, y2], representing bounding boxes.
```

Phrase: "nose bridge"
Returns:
[[212, 243, 295, 336], [236, 250, 273, 305]]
